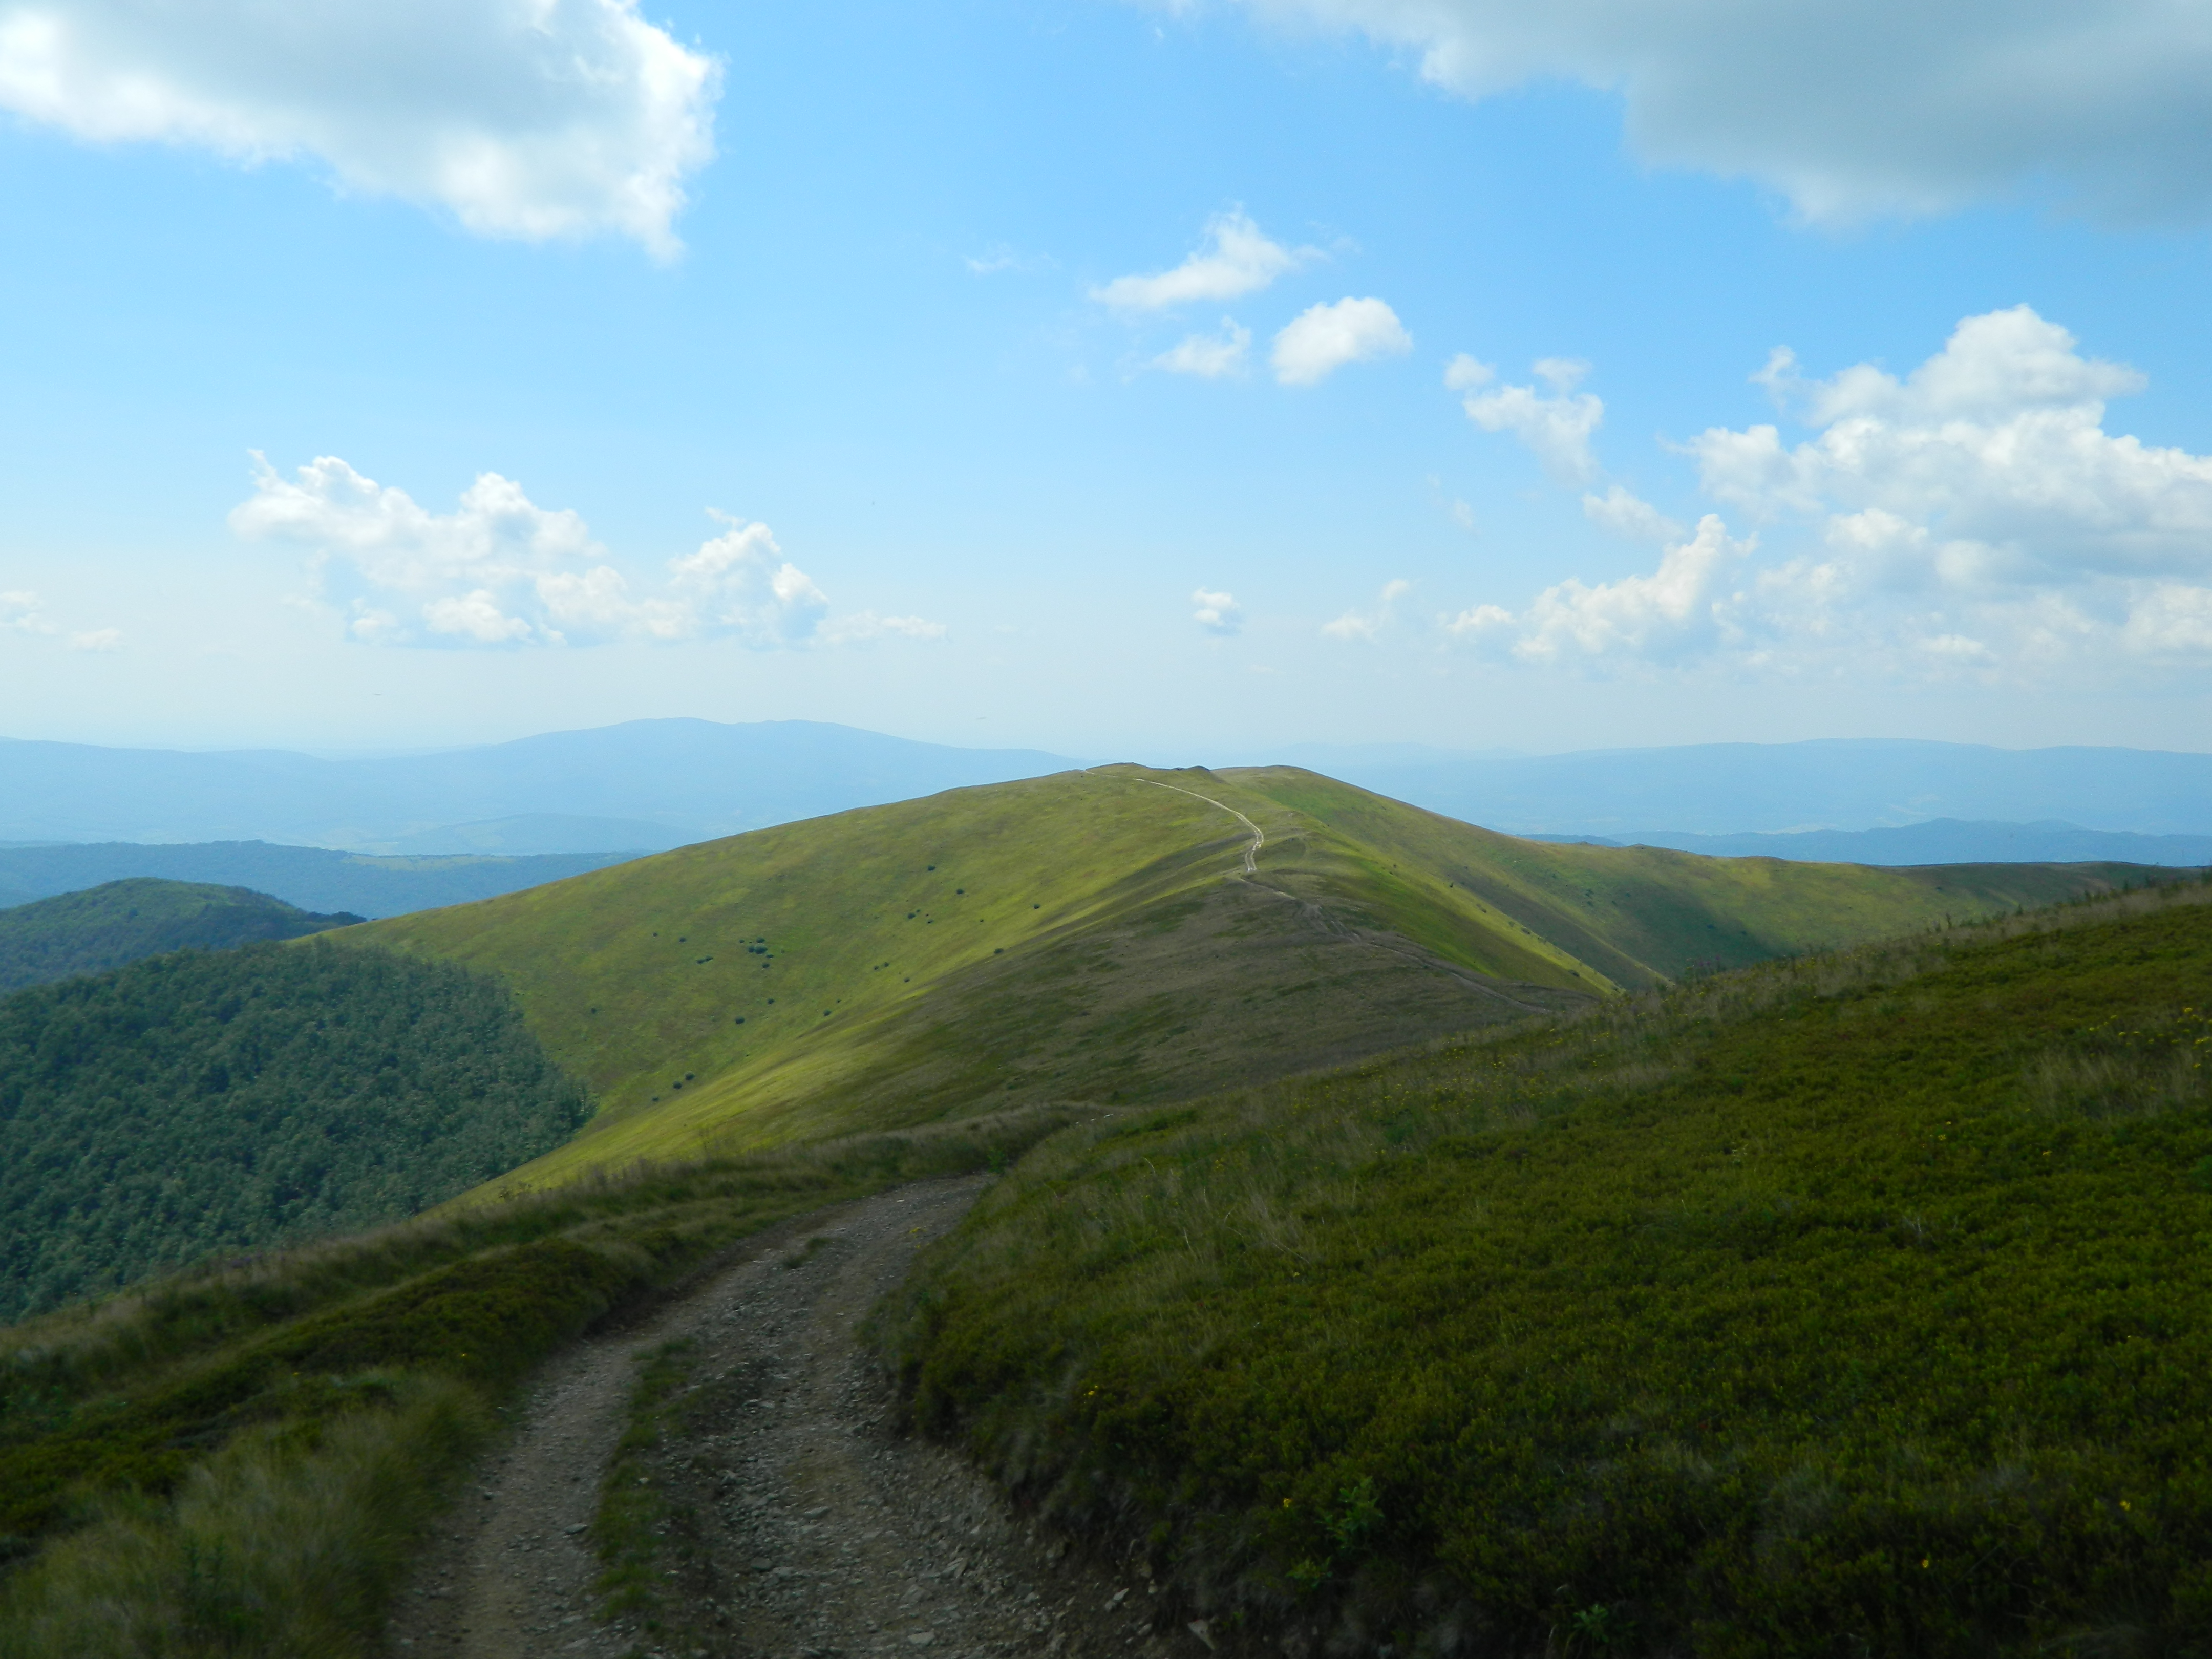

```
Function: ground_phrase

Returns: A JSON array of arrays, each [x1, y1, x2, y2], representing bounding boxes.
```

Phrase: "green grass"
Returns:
[[0, 878, 358, 994], [0, 1107, 1075, 1657], [882, 878, 2212, 1657], [343, 765, 2160, 1186]]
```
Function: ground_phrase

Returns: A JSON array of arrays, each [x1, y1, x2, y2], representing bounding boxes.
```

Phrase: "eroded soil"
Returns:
[[384, 1178, 1204, 1659]]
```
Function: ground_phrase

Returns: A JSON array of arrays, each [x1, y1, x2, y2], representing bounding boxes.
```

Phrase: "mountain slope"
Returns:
[[0, 941, 589, 1321], [350, 766, 2162, 1186], [887, 879, 2212, 1656], [0, 878, 361, 992]]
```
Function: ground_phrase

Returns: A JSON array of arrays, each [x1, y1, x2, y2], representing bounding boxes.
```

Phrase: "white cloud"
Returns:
[[0, 0, 718, 256], [231, 455, 929, 650], [1449, 515, 1751, 664], [1443, 353, 1494, 392], [966, 245, 1054, 276], [1192, 587, 1242, 634], [1152, 320, 1251, 378], [1092, 209, 1313, 311], [1324, 577, 1411, 640], [1458, 357, 1604, 483], [1443, 307, 2212, 677], [1, 590, 55, 635], [1272, 297, 1412, 386], [1226, 0, 2212, 223], [1582, 484, 1683, 544], [1690, 307, 2212, 599], [2, 588, 119, 648]]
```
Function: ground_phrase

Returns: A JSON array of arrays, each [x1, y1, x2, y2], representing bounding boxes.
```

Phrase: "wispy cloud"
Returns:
[[1324, 578, 1411, 641], [1092, 209, 1315, 311], [1192, 588, 1243, 634], [1152, 320, 1251, 379]]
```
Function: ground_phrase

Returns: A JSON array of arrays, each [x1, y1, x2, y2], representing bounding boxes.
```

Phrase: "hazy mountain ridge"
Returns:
[[1541, 818, 2212, 866], [0, 842, 642, 920], [1291, 736, 2212, 837], [0, 720, 1077, 850]]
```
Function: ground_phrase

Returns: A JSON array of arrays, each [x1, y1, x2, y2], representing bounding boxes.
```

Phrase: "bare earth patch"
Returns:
[[385, 1177, 1203, 1659]]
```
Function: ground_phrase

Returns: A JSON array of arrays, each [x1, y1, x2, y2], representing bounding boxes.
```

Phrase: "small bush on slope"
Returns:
[[0, 940, 587, 1322], [0, 1107, 1077, 1657], [885, 880, 2212, 1657]]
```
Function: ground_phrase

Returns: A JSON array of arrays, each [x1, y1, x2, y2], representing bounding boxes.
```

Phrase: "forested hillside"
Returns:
[[889, 878, 2212, 1655], [0, 878, 359, 993], [0, 942, 589, 1322]]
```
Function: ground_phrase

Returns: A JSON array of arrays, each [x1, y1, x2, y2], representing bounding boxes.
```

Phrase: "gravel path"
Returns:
[[384, 1178, 1199, 1659]]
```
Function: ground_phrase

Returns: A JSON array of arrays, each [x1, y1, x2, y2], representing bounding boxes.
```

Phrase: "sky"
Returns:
[[2, 0, 2211, 760]]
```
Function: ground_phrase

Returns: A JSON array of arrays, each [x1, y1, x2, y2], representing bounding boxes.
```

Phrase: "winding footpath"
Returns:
[[386, 1179, 1198, 1659]]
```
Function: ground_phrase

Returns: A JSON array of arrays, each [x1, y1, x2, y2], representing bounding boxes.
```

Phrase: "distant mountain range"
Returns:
[[1259, 738, 2212, 840], [0, 842, 638, 919], [0, 720, 1078, 852], [1536, 819, 2212, 868], [3, 725, 2207, 870]]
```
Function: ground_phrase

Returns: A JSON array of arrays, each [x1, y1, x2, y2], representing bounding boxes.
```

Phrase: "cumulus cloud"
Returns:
[[1192, 587, 1243, 634], [1092, 209, 1313, 311], [1226, 0, 2212, 223], [1153, 320, 1251, 378], [231, 455, 931, 650], [1442, 306, 2212, 676], [1449, 515, 1751, 664], [1457, 355, 1604, 483], [0, 0, 718, 255], [1687, 306, 2212, 660], [1324, 578, 1411, 640], [1273, 297, 1411, 386]]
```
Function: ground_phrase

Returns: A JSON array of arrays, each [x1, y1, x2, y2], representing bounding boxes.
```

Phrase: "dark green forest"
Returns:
[[0, 879, 359, 993], [0, 941, 590, 1323]]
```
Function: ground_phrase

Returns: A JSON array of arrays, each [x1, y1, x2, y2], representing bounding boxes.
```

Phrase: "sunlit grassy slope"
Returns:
[[888, 879, 2212, 1656], [350, 765, 2159, 1183]]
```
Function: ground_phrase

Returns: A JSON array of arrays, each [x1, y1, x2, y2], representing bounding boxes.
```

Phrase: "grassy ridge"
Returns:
[[885, 879, 2212, 1656], [0, 1109, 1075, 1657], [348, 766, 2153, 1185]]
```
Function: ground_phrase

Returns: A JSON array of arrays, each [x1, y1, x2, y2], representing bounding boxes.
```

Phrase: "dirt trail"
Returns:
[[386, 1178, 1197, 1659]]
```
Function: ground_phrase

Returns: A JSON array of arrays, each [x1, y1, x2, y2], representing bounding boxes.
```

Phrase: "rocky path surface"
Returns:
[[385, 1178, 1199, 1659]]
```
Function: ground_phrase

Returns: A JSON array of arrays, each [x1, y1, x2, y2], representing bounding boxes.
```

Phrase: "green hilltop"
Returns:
[[0, 877, 360, 993], [350, 764, 2151, 1185]]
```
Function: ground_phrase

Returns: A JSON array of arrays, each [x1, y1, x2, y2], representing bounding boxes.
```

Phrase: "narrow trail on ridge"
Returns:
[[1127, 778, 1264, 875], [386, 1177, 1203, 1659], [1103, 771, 1549, 1015]]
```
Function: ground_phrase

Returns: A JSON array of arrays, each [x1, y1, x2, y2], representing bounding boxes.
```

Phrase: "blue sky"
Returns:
[[3, 0, 2210, 758]]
